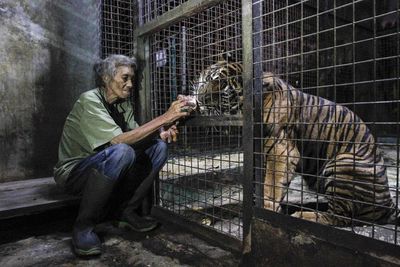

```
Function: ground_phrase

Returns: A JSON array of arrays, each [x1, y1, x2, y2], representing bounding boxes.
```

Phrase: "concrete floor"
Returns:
[[0, 208, 241, 267]]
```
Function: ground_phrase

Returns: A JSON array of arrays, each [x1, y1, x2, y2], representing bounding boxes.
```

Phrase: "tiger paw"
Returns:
[[291, 211, 304, 219], [264, 200, 280, 212], [291, 211, 330, 224], [291, 211, 319, 221]]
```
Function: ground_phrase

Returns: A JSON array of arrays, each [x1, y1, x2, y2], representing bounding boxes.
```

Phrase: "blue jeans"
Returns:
[[66, 139, 168, 216]]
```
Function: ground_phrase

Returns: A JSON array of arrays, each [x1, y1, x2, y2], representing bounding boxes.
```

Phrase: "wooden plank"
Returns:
[[0, 199, 79, 220], [0, 177, 55, 191], [0, 178, 80, 219], [136, 0, 224, 37], [0, 186, 77, 206]]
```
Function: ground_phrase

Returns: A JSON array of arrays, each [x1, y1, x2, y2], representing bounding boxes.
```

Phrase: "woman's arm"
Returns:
[[110, 99, 189, 145]]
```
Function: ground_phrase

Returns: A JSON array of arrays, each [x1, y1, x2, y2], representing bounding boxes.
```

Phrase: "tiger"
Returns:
[[192, 60, 243, 115], [192, 60, 399, 226]]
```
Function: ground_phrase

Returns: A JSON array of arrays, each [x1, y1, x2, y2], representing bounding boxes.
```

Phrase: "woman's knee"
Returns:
[[108, 143, 136, 161], [104, 144, 136, 178], [156, 139, 168, 152], [155, 140, 168, 159], [149, 140, 168, 168]]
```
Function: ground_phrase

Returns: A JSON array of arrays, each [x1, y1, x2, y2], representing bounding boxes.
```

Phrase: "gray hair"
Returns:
[[94, 54, 137, 88]]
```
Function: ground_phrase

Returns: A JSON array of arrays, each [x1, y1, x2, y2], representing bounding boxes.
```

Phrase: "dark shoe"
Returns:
[[116, 212, 158, 232], [72, 226, 102, 256]]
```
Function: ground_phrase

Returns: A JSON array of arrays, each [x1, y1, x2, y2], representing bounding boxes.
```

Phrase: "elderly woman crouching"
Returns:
[[54, 54, 192, 256]]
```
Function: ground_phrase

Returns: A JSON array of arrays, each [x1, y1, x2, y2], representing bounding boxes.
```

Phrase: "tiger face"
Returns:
[[191, 60, 243, 115]]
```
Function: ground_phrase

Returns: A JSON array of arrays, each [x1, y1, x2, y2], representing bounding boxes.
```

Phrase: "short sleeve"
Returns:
[[80, 99, 123, 151]]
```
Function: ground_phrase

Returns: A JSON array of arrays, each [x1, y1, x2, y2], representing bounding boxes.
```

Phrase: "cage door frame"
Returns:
[[135, 0, 245, 253]]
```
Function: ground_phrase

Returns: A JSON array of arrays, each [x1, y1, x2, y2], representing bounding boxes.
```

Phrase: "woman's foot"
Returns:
[[116, 211, 158, 232]]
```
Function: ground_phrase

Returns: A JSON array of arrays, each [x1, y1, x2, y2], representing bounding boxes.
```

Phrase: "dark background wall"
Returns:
[[0, 0, 101, 182]]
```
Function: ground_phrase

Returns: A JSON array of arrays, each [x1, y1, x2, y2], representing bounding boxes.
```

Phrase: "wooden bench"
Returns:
[[0, 177, 80, 220]]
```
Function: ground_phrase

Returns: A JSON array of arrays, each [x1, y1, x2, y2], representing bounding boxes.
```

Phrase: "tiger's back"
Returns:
[[263, 75, 395, 224]]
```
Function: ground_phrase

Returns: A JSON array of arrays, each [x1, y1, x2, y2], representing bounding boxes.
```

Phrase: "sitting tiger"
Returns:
[[192, 60, 399, 226]]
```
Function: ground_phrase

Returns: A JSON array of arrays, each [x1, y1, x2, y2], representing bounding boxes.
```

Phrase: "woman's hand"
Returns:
[[163, 99, 190, 124], [160, 124, 179, 143]]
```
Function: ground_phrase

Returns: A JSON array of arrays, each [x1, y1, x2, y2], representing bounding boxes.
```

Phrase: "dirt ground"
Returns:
[[0, 208, 241, 267]]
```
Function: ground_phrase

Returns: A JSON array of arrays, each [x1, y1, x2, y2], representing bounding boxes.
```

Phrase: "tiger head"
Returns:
[[191, 60, 243, 115]]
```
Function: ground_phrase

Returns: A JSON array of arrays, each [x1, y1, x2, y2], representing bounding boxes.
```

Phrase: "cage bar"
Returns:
[[252, 0, 400, 245], [145, 0, 244, 239]]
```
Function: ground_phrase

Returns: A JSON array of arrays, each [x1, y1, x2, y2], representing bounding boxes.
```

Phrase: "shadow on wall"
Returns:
[[30, 27, 68, 179], [0, 0, 100, 182]]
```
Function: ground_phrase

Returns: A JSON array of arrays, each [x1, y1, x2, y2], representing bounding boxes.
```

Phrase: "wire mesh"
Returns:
[[138, 0, 190, 25], [149, 0, 243, 239], [101, 0, 137, 58], [101, 0, 400, 246], [252, 0, 399, 245]]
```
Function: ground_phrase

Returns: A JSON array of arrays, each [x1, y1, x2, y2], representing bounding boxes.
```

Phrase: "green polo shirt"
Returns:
[[54, 88, 139, 187]]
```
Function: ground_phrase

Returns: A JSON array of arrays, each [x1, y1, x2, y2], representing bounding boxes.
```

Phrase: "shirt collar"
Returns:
[[97, 87, 128, 107]]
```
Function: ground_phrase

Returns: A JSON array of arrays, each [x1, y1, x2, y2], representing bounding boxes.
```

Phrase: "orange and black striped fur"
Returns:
[[262, 73, 397, 225], [193, 61, 398, 226]]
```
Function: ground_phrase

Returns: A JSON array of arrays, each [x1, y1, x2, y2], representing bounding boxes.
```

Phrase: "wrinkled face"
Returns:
[[105, 66, 135, 103]]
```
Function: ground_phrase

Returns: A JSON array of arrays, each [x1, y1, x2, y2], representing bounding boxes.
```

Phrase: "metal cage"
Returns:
[[251, 0, 399, 245], [102, 0, 400, 258], [145, 0, 244, 239]]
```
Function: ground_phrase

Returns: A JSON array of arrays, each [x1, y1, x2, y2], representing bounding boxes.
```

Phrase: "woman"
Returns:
[[54, 54, 191, 256]]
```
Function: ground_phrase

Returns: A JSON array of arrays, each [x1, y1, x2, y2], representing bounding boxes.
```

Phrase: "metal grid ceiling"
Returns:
[[138, 0, 189, 25], [101, 0, 136, 57]]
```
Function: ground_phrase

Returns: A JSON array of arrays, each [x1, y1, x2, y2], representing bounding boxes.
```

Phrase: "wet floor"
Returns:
[[0, 208, 240, 267]]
